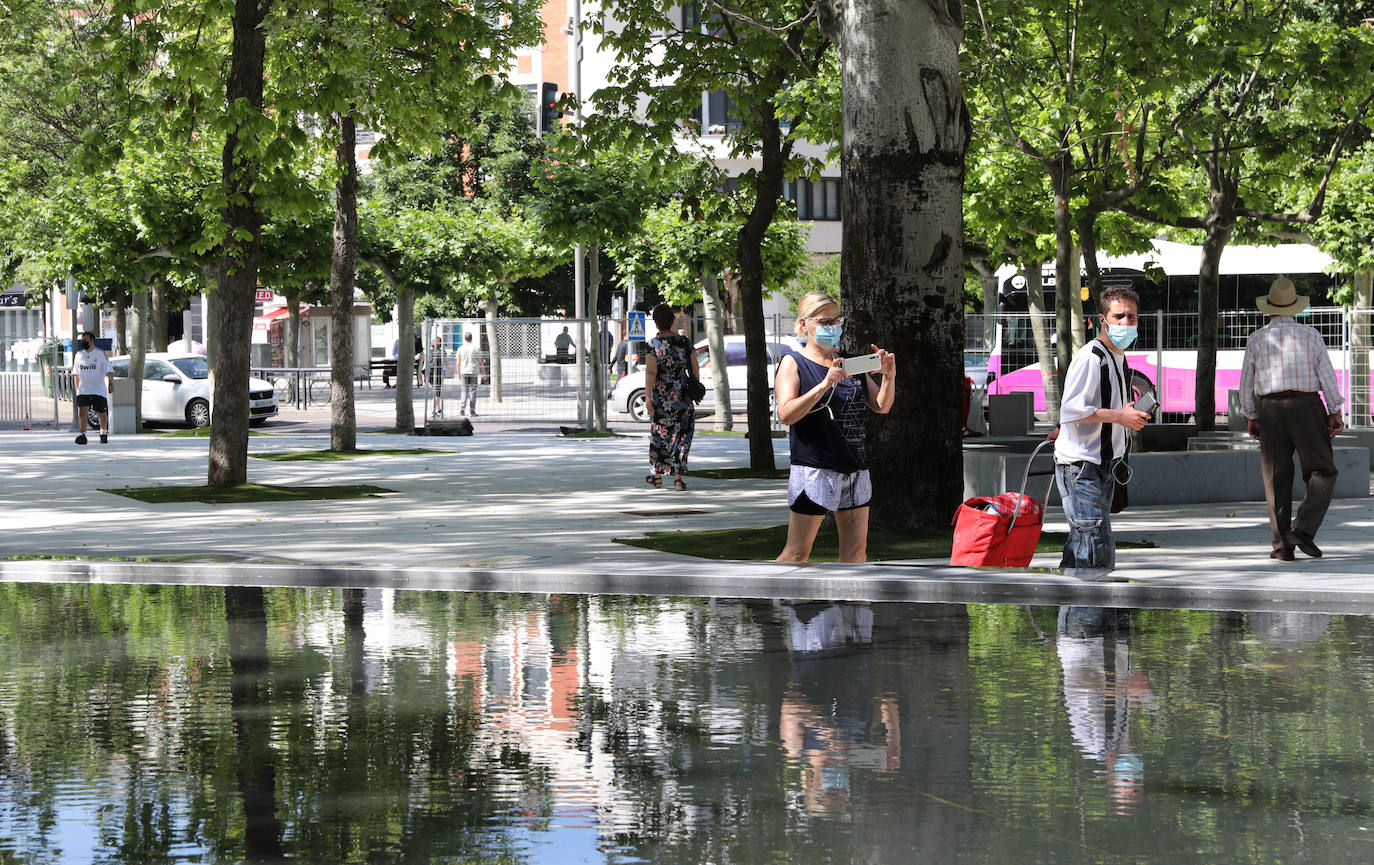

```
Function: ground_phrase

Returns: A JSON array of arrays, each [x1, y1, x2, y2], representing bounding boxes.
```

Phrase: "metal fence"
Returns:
[[0, 372, 33, 429], [969, 308, 1374, 427]]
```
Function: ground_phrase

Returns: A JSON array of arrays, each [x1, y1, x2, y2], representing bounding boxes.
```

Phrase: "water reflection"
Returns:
[[1056, 607, 1156, 816], [0, 585, 1369, 863]]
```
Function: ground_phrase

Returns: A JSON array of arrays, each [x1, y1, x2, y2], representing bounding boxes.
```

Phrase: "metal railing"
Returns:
[[970, 308, 1374, 427], [0, 372, 33, 428]]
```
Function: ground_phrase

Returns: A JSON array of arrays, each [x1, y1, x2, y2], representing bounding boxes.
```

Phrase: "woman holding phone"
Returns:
[[775, 292, 896, 562]]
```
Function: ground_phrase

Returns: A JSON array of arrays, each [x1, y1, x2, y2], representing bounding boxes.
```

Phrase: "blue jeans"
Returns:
[[1055, 460, 1116, 576]]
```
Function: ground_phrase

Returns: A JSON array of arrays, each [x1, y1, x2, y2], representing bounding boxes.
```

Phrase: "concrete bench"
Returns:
[[964, 445, 1370, 506]]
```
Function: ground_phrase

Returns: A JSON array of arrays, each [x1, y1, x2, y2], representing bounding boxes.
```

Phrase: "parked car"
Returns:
[[610, 335, 800, 423], [109, 353, 278, 428]]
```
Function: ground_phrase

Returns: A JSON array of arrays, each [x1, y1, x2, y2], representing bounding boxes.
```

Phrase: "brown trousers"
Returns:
[[1258, 393, 1337, 551]]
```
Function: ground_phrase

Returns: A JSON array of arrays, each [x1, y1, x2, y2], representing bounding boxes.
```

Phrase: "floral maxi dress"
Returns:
[[648, 334, 696, 476]]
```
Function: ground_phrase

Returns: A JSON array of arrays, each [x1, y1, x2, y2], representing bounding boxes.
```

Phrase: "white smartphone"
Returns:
[[841, 352, 882, 376]]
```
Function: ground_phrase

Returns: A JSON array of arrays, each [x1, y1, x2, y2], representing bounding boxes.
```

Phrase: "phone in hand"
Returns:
[[1133, 392, 1158, 418], [840, 352, 882, 376]]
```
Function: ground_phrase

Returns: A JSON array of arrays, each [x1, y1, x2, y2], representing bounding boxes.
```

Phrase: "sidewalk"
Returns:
[[4, 413, 1374, 614]]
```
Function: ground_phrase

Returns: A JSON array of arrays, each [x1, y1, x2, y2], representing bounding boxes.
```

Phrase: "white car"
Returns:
[[109, 353, 278, 428], [610, 335, 800, 423]]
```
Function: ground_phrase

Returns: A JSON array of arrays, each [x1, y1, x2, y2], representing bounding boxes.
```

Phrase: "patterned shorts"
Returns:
[[788, 465, 872, 514]]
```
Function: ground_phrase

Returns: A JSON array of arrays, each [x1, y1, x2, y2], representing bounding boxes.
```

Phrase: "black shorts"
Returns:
[[75, 394, 108, 413], [788, 490, 869, 516]]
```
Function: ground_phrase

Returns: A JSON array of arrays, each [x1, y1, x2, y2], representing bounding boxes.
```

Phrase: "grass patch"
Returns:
[[615, 523, 1082, 563], [366, 427, 415, 435], [158, 428, 270, 438], [252, 448, 446, 462], [686, 467, 790, 480], [100, 483, 393, 504], [559, 428, 629, 438]]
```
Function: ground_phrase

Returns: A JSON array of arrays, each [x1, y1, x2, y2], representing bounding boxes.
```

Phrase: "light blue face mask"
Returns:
[[1107, 323, 1137, 350], [813, 324, 843, 350]]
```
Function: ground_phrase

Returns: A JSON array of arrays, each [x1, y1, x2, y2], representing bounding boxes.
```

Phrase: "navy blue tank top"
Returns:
[[784, 350, 869, 472]]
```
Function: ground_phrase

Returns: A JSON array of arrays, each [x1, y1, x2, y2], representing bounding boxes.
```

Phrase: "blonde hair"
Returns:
[[794, 291, 839, 336]]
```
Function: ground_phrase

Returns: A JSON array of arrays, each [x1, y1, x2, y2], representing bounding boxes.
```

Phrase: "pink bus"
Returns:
[[982, 246, 1354, 419]]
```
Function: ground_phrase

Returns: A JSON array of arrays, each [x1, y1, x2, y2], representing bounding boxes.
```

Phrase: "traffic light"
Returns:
[[540, 81, 562, 134]]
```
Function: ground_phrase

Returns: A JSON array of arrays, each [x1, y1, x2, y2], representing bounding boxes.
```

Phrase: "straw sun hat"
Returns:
[[1256, 277, 1310, 316]]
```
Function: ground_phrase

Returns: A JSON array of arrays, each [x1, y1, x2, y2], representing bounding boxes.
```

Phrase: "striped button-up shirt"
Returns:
[[1239, 316, 1344, 419]]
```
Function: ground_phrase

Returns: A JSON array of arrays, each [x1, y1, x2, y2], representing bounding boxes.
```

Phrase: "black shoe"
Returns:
[[75, 434, 87, 445], [1286, 532, 1322, 558], [1270, 547, 1295, 561], [100, 433, 108, 444]]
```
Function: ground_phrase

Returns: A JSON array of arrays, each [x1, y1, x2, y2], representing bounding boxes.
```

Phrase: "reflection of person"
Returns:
[[71, 331, 113, 445], [644, 303, 698, 490], [1240, 278, 1344, 561], [1057, 606, 1156, 816], [423, 336, 452, 418], [554, 326, 574, 362], [775, 291, 896, 563], [779, 601, 900, 815], [1053, 286, 1150, 579], [456, 331, 485, 417]]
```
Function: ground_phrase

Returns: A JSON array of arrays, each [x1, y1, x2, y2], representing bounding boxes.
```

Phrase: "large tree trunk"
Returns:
[[828, 0, 968, 529], [701, 268, 732, 431], [207, 0, 270, 487], [395, 285, 415, 431], [483, 295, 503, 403], [151, 280, 168, 351], [330, 112, 359, 452], [588, 241, 606, 432], [130, 286, 148, 427], [1352, 271, 1372, 424], [285, 290, 301, 367], [737, 97, 785, 469], [1049, 157, 1079, 394], [114, 295, 128, 355], [1195, 199, 1235, 433], [1024, 258, 1060, 423]]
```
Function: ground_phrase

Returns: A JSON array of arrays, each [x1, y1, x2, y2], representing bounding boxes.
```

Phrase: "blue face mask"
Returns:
[[1107, 324, 1137, 350], [813, 324, 843, 350]]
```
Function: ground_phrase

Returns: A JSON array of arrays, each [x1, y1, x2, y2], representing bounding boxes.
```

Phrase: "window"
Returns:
[[785, 178, 842, 222], [725, 343, 748, 367], [144, 360, 175, 381], [111, 359, 129, 378]]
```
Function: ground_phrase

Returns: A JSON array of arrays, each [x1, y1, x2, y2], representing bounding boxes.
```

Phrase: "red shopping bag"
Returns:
[[950, 492, 1044, 567]]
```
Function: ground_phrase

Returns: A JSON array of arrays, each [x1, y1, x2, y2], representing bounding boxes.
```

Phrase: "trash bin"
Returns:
[[109, 377, 137, 434]]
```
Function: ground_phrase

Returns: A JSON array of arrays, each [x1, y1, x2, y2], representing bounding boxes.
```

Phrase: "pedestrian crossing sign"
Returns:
[[628, 311, 646, 341]]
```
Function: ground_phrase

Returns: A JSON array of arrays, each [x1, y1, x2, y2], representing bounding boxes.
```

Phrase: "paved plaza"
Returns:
[[3, 390, 1373, 614]]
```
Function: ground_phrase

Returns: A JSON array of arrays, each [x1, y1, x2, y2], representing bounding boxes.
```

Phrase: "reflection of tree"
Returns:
[[225, 586, 285, 863]]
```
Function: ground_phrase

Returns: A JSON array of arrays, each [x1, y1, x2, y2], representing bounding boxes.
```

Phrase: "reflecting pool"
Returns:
[[0, 583, 1370, 863]]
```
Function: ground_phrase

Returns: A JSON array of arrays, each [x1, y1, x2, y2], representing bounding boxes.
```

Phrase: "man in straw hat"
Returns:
[[1240, 277, 1344, 561]]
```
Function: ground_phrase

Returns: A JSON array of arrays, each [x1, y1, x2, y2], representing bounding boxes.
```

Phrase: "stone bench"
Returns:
[[964, 445, 1370, 506]]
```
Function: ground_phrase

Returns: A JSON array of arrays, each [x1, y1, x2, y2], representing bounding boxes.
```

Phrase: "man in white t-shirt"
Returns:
[[1053, 288, 1150, 578], [71, 331, 114, 445], [456, 331, 485, 417]]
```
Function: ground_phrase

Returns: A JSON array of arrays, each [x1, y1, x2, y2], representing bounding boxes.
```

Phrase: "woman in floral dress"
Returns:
[[644, 303, 699, 490]]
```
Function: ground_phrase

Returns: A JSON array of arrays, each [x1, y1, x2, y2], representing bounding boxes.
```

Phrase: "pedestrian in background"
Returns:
[[423, 335, 452, 418], [644, 303, 698, 490], [71, 331, 113, 445], [1240, 277, 1344, 561], [774, 291, 896, 563], [456, 331, 485, 417]]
